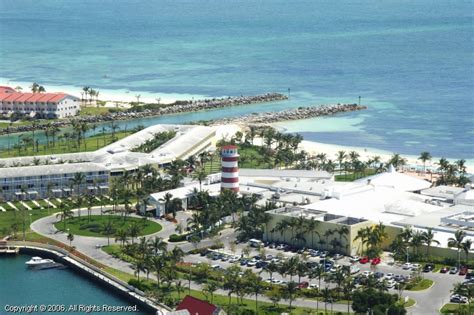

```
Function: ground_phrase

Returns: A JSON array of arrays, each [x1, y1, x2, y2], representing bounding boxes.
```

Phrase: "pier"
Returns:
[[7, 241, 171, 315]]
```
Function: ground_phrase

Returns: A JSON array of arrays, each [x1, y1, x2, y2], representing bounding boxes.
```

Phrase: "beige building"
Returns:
[[263, 206, 373, 256]]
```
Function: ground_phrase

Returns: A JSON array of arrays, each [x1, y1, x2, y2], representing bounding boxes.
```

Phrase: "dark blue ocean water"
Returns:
[[0, 255, 147, 314], [0, 0, 472, 159]]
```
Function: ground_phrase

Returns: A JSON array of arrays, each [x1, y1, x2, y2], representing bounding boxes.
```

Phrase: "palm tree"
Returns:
[[115, 229, 128, 247], [160, 192, 173, 215], [283, 281, 298, 310], [418, 151, 432, 173], [102, 221, 114, 246], [305, 218, 320, 249], [203, 280, 218, 303], [56, 208, 73, 230], [148, 236, 167, 255], [127, 223, 141, 244], [323, 229, 334, 251], [422, 228, 440, 258], [462, 239, 472, 263], [448, 230, 466, 268], [67, 232, 74, 248], [193, 168, 207, 191], [337, 225, 350, 254]]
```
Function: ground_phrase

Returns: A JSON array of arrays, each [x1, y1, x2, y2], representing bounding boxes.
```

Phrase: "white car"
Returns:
[[386, 280, 397, 288], [247, 259, 258, 267], [402, 263, 413, 270], [265, 278, 273, 283], [309, 283, 319, 289], [271, 279, 283, 284], [362, 271, 373, 277], [349, 256, 360, 263], [229, 256, 240, 263], [384, 273, 395, 280], [411, 263, 421, 270], [350, 266, 360, 274]]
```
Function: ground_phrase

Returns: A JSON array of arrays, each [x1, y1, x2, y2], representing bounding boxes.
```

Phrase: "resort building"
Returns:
[[0, 124, 216, 201], [0, 86, 80, 118], [0, 163, 109, 201]]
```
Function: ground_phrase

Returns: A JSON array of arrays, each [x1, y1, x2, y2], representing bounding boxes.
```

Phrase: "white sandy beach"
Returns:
[[0, 78, 208, 105], [216, 124, 474, 174]]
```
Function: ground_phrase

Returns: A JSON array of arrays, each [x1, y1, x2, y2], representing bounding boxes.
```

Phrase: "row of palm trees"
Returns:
[[81, 86, 100, 105], [390, 226, 472, 267], [354, 223, 389, 258], [269, 217, 352, 255]]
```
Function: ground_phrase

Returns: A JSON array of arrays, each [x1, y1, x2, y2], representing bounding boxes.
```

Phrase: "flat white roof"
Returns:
[[0, 162, 108, 178]]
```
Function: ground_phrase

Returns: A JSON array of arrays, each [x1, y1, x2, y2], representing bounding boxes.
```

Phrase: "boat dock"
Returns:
[[0, 240, 19, 254], [7, 241, 171, 315]]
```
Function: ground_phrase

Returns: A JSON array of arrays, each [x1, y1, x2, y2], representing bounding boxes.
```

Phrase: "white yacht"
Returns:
[[25, 256, 57, 269]]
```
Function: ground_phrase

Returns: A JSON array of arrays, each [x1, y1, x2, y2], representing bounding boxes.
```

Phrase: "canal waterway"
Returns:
[[0, 255, 147, 315]]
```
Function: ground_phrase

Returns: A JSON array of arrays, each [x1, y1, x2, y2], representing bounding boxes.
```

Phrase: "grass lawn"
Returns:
[[402, 298, 416, 308], [54, 215, 162, 237], [440, 303, 474, 314], [203, 145, 273, 174], [0, 130, 133, 158], [335, 169, 377, 182], [406, 278, 434, 291], [0, 120, 35, 129], [0, 207, 58, 238], [78, 106, 119, 116]]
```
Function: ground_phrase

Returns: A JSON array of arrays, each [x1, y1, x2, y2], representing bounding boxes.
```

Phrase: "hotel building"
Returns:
[[0, 86, 80, 119]]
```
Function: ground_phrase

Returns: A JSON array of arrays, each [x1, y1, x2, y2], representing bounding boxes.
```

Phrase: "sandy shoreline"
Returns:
[[216, 124, 474, 174], [0, 78, 208, 105]]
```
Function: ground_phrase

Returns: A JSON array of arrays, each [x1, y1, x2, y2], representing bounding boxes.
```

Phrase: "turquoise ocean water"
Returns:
[[0, 0, 473, 159], [0, 255, 147, 314]]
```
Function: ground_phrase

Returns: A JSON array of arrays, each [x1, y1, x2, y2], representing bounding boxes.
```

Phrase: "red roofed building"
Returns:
[[173, 295, 226, 315], [0, 86, 80, 118]]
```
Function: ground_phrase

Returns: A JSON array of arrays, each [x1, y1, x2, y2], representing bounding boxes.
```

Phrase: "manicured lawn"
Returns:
[[440, 303, 474, 314], [78, 106, 118, 116], [406, 278, 434, 291], [54, 215, 162, 237], [0, 207, 58, 238], [203, 145, 273, 174], [335, 169, 377, 182], [402, 298, 416, 308], [0, 131, 133, 158]]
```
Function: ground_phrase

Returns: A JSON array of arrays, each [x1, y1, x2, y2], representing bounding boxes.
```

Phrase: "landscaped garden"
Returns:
[[54, 215, 162, 238]]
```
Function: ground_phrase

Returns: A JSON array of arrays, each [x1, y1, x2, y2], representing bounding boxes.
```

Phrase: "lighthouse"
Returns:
[[221, 145, 239, 192]]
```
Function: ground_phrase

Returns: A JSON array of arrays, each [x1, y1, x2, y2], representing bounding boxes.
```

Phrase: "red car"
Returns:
[[371, 257, 381, 265], [459, 266, 468, 276], [297, 281, 309, 289], [359, 256, 369, 264], [440, 266, 449, 273]]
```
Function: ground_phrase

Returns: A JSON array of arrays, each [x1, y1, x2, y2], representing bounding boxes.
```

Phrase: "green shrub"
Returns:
[[169, 233, 187, 242]]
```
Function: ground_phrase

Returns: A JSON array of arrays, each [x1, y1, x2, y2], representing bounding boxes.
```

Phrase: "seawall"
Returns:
[[10, 242, 171, 315]]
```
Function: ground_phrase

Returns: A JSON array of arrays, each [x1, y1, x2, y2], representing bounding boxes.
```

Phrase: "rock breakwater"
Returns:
[[0, 93, 287, 135], [209, 103, 367, 125]]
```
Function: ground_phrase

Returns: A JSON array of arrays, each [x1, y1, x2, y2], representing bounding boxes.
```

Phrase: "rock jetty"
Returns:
[[0, 93, 287, 135], [210, 103, 367, 125]]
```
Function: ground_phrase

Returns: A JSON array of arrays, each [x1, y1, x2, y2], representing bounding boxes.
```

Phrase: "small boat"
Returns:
[[25, 256, 60, 270]]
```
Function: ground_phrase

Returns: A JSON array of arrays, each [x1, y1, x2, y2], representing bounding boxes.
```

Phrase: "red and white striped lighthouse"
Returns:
[[221, 145, 239, 192]]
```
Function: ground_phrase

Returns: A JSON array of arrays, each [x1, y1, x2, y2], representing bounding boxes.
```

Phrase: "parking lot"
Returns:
[[183, 240, 471, 313]]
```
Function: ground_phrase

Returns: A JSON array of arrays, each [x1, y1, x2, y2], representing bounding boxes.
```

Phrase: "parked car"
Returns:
[[362, 271, 373, 277], [240, 259, 249, 266], [229, 256, 240, 263], [319, 251, 328, 258], [384, 273, 395, 280], [440, 266, 450, 273], [309, 283, 319, 289], [211, 264, 223, 270], [359, 256, 370, 264], [247, 259, 258, 267], [411, 263, 421, 270], [450, 294, 469, 304], [386, 279, 397, 288], [450, 267, 459, 274], [402, 263, 413, 270], [350, 266, 360, 274], [297, 281, 309, 289], [374, 272, 385, 279], [423, 263, 435, 272], [371, 257, 381, 265], [333, 254, 344, 260], [349, 255, 360, 263], [393, 275, 405, 282], [465, 272, 474, 280], [459, 266, 468, 276]]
